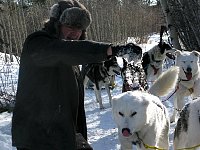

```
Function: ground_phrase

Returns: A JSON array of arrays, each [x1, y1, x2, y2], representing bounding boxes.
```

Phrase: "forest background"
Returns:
[[0, 0, 200, 110]]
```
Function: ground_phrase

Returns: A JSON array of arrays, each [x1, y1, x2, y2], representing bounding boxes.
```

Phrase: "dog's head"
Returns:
[[158, 41, 172, 54], [123, 43, 142, 63], [112, 91, 149, 137], [175, 50, 200, 80], [121, 58, 147, 92], [104, 56, 121, 76], [151, 42, 173, 62]]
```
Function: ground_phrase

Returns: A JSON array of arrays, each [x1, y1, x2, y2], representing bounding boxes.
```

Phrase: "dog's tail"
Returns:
[[148, 66, 179, 96]]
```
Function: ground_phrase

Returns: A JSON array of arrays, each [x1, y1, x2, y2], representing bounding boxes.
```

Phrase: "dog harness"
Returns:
[[175, 144, 200, 150], [132, 132, 165, 150], [133, 133, 200, 150]]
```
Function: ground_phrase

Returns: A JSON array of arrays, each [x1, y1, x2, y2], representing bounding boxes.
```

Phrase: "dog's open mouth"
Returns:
[[183, 69, 192, 80], [122, 128, 132, 137]]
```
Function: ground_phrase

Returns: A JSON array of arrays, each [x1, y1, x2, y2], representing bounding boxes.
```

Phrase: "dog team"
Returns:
[[82, 28, 200, 149]]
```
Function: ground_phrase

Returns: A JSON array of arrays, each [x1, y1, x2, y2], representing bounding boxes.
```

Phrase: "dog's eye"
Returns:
[[130, 112, 137, 117], [182, 61, 186, 63], [191, 61, 193, 63], [119, 112, 124, 117]]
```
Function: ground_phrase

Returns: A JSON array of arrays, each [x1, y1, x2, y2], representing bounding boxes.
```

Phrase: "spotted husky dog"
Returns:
[[121, 58, 148, 92], [174, 98, 200, 150], [83, 56, 121, 109]]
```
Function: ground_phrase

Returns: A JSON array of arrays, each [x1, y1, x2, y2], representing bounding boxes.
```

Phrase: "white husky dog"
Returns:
[[174, 98, 200, 150], [170, 50, 200, 122], [112, 66, 179, 150]]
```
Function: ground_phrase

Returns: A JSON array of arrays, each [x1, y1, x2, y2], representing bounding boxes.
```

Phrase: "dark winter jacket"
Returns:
[[12, 30, 110, 150]]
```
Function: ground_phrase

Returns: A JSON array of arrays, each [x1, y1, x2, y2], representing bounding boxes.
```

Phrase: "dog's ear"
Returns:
[[192, 50, 200, 57]]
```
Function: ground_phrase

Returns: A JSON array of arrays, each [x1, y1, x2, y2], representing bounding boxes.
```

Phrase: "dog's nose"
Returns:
[[187, 67, 192, 72]]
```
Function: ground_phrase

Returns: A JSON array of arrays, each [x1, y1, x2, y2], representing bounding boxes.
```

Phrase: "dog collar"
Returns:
[[131, 132, 142, 147]]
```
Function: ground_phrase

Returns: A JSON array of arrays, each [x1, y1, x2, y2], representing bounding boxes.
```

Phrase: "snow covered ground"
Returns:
[[0, 34, 190, 150]]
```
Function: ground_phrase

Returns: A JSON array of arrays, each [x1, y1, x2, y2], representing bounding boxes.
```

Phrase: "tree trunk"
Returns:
[[160, 0, 181, 50]]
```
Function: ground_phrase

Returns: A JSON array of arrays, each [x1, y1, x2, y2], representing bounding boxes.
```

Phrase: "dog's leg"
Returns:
[[109, 75, 116, 89], [171, 92, 185, 122], [97, 89, 104, 109], [158, 122, 170, 149], [176, 94, 186, 111], [105, 84, 112, 106], [93, 85, 99, 102], [146, 66, 151, 82], [83, 76, 91, 100], [146, 66, 155, 88], [83, 76, 90, 89], [94, 85, 104, 109], [193, 79, 200, 98], [170, 95, 178, 123]]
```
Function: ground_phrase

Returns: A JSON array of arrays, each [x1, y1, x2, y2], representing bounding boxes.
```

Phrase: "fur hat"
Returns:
[[49, 0, 91, 30]]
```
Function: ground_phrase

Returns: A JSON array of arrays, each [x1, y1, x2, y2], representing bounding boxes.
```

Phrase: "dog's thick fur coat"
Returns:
[[83, 56, 121, 109], [142, 42, 174, 84], [112, 66, 179, 150], [170, 50, 200, 122], [174, 98, 200, 150], [121, 58, 148, 92]]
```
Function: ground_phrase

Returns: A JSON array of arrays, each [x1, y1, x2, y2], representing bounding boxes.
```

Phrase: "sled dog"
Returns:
[[141, 42, 174, 83], [112, 66, 179, 150], [83, 56, 121, 109], [121, 58, 148, 92], [174, 98, 200, 150], [142, 26, 175, 85], [170, 50, 200, 122]]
